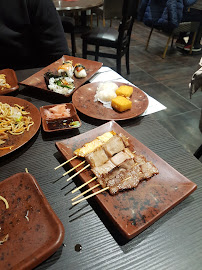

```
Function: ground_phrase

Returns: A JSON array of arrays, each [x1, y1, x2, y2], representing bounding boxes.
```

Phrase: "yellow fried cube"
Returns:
[[115, 85, 133, 98], [111, 96, 132, 112]]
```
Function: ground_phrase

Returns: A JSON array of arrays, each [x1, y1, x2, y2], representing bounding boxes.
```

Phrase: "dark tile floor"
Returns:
[[66, 20, 202, 161]]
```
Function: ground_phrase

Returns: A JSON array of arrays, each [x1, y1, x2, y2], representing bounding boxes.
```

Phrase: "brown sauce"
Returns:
[[74, 244, 82, 252]]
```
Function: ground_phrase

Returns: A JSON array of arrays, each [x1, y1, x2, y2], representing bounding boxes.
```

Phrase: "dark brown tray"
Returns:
[[72, 81, 148, 120], [0, 172, 65, 269], [40, 103, 81, 132], [19, 55, 103, 97], [0, 69, 19, 95], [56, 121, 197, 239]]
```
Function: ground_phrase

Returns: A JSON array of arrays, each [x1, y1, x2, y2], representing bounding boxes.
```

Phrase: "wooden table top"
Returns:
[[0, 67, 202, 270], [53, 0, 103, 11]]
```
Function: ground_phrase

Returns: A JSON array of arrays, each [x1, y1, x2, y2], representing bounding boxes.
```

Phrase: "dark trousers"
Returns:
[[180, 8, 202, 47]]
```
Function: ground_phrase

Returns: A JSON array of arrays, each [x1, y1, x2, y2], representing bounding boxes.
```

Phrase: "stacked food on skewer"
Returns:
[[56, 131, 159, 204]]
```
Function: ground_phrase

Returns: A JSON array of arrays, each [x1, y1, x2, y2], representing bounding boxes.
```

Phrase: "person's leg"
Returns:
[[182, 8, 202, 50]]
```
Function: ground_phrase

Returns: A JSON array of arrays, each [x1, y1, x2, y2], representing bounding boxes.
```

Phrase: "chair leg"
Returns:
[[82, 40, 87, 59], [145, 27, 154, 50], [117, 56, 121, 75], [71, 32, 76, 57], [95, 45, 99, 61], [190, 31, 197, 54], [90, 13, 93, 28], [162, 35, 172, 59], [194, 144, 202, 159], [126, 47, 130, 75]]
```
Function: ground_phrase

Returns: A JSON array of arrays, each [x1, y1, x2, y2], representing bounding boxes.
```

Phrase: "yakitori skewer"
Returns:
[[54, 156, 77, 170], [72, 187, 109, 206], [55, 131, 116, 171], [72, 176, 97, 193], [66, 164, 90, 182], [72, 176, 132, 206], [63, 161, 86, 176], [72, 183, 100, 201]]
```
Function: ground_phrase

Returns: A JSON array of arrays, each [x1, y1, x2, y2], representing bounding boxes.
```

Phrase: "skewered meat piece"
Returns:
[[91, 160, 116, 179], [110, 150, 130, 166], [96, 158, 136, 188], [85, 147, 109, 168], [133, 153, 147, 165], [119, 133, 130, 147], [140, 161, 159, 179], [123, 148, 135, 158], [102, 135, 125, 157], [109, 165, 142, 195]]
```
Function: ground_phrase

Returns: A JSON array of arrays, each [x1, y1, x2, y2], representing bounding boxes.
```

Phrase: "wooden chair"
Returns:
[[82, 0, 138, 75], [90, 0, 123, 27], [60, 15, 76, 56], [145, 21, 200, 59]]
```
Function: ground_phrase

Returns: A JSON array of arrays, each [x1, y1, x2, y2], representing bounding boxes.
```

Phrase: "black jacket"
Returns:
[[0, 0, 70, 70]]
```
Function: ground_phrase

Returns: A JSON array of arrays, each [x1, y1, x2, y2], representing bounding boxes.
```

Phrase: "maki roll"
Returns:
[[44, 72, 75, 96], [58, 60, 74, 77], [74, 63, 87, 78]]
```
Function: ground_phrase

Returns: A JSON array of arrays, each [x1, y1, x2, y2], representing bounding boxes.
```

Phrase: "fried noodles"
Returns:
[[0, 102, 34, 146]]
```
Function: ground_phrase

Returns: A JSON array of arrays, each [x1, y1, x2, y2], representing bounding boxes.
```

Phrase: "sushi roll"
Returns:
[[44, 72, 75, 96], [74, 63, 87, 78], [58, 60, 74, 77]]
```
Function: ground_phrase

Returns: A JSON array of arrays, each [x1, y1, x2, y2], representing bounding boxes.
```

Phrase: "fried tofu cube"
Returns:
[[115, 85, 133, 97], [111, 96, 132, 112]]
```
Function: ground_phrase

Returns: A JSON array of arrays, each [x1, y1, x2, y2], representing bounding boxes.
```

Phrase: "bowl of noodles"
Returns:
[[0, 96, 41, 157]]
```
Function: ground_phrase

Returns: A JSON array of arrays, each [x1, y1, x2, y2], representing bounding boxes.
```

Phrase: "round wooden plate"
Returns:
[[72, 81, 149, 120], [0, 96, 41, 157]]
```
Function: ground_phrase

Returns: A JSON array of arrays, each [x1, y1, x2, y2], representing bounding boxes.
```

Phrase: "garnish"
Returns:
[[69, 121, 80, 128]]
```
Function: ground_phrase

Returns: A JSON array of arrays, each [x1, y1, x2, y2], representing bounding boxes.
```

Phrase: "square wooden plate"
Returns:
[[0, 173, 64, 269], [19, 55, 103, 97], [56, 121, 197, 239], [40, 103, 81, 132]]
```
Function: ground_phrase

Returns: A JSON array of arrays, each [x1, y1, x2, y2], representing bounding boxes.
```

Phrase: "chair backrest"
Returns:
[[103, 0, 124, 20], [117, 0, 139, 49]]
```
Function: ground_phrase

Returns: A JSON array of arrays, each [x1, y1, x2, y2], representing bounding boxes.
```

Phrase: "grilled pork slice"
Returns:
[[91, 160, 116, 179], [110, 150, 130, 166], [102, 135, 125, 157], [109, 165, 143, 195], [119, 133, 130, 147], [123, 148, 135, 158], [133, 153, 147, 165], [140, 161, 159, 179], [96, 158, 136, 188], [85, 147, 109, 168]]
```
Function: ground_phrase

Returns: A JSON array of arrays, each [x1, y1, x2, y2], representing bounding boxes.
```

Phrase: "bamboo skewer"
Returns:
[[54, 156, 77, 170], [72, 176, 132, 205], [66, 164, 90, 182], [72, 187, 109, 206], [63, 161, 86, 176], [72, 183, 100, 201], [72, 176, 97, 194]]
